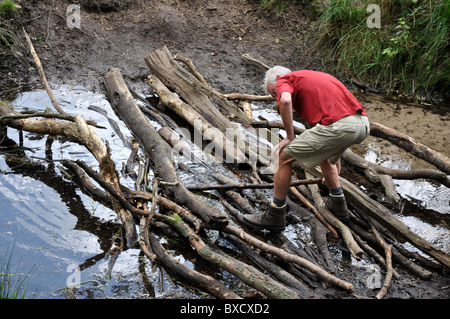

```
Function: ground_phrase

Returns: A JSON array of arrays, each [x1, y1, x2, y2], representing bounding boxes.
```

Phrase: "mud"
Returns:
[[1, 0, 449, 300]]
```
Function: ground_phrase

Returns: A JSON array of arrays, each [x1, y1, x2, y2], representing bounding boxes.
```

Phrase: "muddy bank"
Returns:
[[3, 0, 316, 94]]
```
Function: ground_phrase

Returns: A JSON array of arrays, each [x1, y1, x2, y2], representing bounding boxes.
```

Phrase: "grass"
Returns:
[[260, 0, 449, 105], [0, 0, 18, 17], [0, 243, 36, 299]]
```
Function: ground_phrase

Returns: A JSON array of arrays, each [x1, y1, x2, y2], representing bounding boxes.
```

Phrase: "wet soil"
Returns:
[[1, 0, 449, 299]]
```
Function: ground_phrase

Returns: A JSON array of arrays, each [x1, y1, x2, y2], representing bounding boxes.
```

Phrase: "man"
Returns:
[[242, 66, 370, 233]]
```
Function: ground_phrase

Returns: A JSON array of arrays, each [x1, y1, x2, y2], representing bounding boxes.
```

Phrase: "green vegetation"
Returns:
[[261, 0, 449, 103], [0, 0, 18, 17], [0, 0, 19, 52], [1, 244, 36, 299]]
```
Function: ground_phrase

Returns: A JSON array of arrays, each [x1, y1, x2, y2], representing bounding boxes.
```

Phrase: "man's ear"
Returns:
[[276, 75, 280, 80]]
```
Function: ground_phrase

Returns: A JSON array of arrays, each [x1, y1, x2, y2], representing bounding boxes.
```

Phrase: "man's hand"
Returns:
[[272, 137, 294, 156]]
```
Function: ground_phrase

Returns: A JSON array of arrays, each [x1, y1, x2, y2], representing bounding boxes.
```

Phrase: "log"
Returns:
[[187, 177, 322, 191], [103, 68, 228, 227], [145, 46, 233, 132], [305, 173, 364, 260], [342, 149, 450, 188], [224, 233, 312, 298], [141, 215, 241, 299], [370, 121, 450, 174], [156, 213, 301, 299], [23, 28, 68, 116], [0, 103, 137, 247], [147, 74, 248, 165], [340, 177, 450, 269], [223, 225, 355, 292]]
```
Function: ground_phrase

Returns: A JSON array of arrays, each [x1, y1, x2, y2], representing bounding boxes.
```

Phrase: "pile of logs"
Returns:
[[1, 41, 449, 299]]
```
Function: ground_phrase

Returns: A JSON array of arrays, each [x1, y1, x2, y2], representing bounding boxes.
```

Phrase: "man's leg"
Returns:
[[320, 159, 340, 189], [273, 150, 295, 206], [241, 151, 294, 233], [320, 158, 350, 222]]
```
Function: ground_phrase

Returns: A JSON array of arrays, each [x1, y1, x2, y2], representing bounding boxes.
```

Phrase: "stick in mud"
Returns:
[[186, 177, 322, 191]]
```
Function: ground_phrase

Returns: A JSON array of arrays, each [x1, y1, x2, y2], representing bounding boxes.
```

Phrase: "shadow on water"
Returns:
[[1, 85, 449, 299]]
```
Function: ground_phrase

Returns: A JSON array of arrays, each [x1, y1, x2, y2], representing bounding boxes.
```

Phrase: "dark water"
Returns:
[[1, 86, 448, 298]]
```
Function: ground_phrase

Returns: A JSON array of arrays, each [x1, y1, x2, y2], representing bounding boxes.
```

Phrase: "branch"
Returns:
[[186, 177, 322, 191], [22, 27, 68, 116]]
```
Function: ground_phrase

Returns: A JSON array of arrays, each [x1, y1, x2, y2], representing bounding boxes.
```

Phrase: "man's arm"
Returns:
[[273, 91, 295, 154], [279, 91, 295, 140]]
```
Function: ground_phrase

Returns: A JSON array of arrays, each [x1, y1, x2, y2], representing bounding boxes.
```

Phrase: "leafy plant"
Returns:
[[0, 0, 18, 17], [310, 0, 449, 101]]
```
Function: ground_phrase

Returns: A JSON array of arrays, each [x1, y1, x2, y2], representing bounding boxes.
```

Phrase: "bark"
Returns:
[[156, 213, 301, 299], [147, 74, 248, 165], [0, 103, 137, 247], [103, 68, 228, 227], [370, 121, 450, 174], [340, 177, 450, 269]]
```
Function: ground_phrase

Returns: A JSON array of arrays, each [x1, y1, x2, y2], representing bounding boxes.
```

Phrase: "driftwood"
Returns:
[[0, 103, 137, 247], [145, 46, 233, 132], [147, 74, 248, 165], [370, 121, 450, 174], [104, 68, 229, 227], [186, 177, 322, 192], [22, 28, 68, 116], [3, 46, 449, 299]]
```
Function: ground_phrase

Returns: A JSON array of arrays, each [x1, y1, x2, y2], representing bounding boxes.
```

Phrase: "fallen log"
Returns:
[[342, 148, 450, 188], [0, 102, 137, 247], [223, 225, 355, 292], [145, 46, 233, 132], [147, 74, 248, 165], [22, 28, 68, 116], [370, 121, 450, 174], [156, 212, 302, 299], [340, 177, 450, 269], [186, 177, 322, 191], [369, 219, 394, 299], [305, 173, 364, 259], [103, 68, 228, 227]]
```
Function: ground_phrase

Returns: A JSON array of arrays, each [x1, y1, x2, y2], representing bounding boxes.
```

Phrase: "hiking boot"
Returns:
[[242, 202, 286, 233], [326, 194, 350, 222]]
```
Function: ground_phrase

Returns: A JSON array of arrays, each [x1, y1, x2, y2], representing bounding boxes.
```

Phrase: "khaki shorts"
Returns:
[[283, 114, 370, 168]]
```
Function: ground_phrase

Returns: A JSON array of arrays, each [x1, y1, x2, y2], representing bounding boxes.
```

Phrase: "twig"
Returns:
[[369, 218, 394, 299], [0, 112, 105, 129], [187, 177, 322, 191], [22, 27, 68, 116]]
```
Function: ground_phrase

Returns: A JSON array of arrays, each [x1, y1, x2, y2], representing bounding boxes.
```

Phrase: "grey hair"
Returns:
[[263, 66, 292, 94]]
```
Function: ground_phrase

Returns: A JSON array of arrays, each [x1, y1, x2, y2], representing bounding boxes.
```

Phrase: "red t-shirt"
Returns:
[[276, 70, 367, 126]]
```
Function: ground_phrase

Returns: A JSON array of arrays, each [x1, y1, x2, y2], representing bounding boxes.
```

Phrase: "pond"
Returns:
[[0, 85, 449, 299]]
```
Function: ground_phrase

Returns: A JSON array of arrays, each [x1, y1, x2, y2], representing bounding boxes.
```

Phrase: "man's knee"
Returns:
[[279, 150, 295, 167]]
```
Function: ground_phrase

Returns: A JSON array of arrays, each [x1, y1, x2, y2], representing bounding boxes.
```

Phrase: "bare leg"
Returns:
[[320, 159, 340, 189], [273, 151, 295, 201]]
